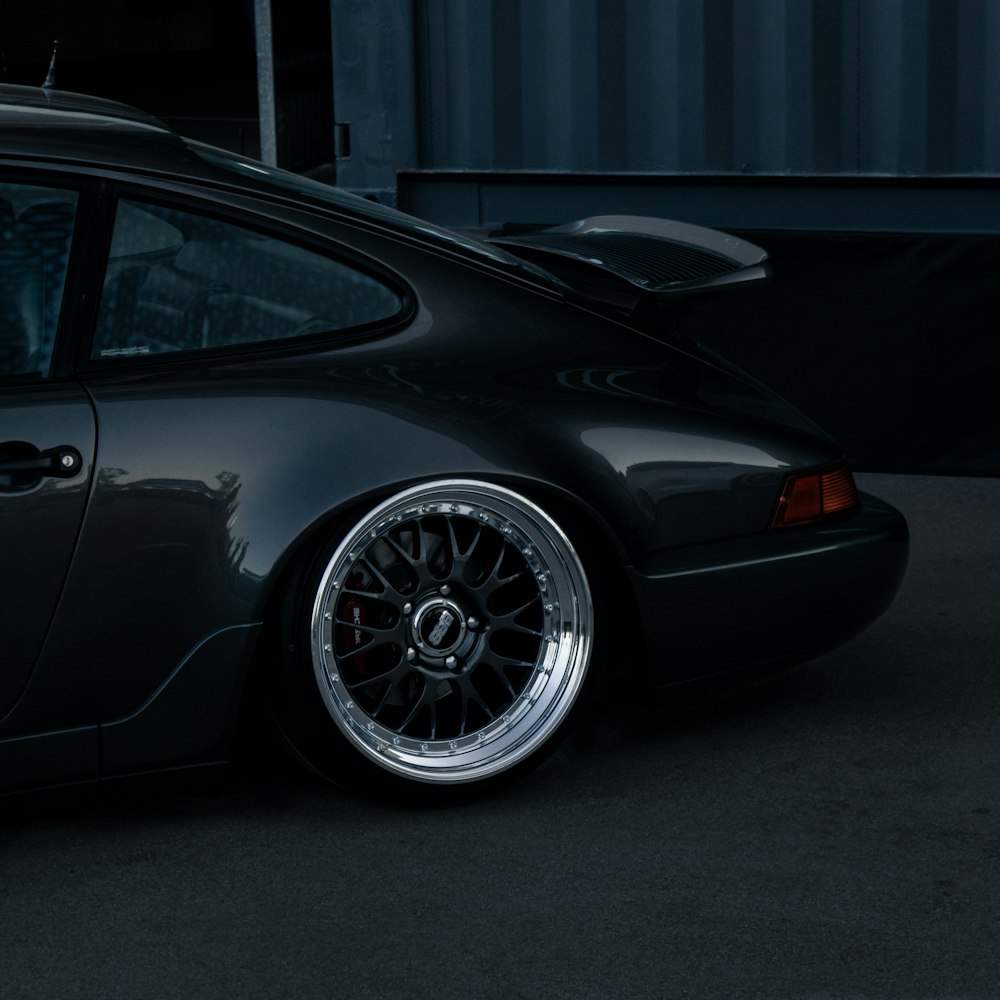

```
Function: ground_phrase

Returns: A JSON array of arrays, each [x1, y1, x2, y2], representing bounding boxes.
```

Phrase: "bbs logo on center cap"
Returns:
[[427, 609, 455, 647], [413, 599, 466, 657]]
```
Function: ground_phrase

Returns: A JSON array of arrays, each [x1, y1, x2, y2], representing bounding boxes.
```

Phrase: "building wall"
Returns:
[[332, 0, 1000, 207]]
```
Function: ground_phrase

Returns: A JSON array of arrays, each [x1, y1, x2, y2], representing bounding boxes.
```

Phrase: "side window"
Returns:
[[0, 182, 78, 378], [92, 199, 404, 359]]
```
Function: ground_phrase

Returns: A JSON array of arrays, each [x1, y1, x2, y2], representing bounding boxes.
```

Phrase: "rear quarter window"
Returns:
[[92, 199, 404, 360], [0, 181, 78, 378]]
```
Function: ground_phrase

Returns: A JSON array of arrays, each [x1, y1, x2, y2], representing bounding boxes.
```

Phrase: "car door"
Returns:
[[0, 178, 96, 723]]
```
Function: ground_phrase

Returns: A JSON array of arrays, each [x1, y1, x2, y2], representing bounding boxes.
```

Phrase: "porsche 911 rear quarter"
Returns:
[[0, 86, 908, 798]]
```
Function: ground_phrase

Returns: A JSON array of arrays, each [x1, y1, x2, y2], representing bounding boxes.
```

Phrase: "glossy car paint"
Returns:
[[0, 88, 908, 794], [0, 386, 96, 717]]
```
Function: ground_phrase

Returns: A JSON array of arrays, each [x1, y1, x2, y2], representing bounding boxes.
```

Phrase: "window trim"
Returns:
[[79, 184, 416, 373]]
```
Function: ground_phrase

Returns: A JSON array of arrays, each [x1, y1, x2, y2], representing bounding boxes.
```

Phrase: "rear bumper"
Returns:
[[627, 493, 909, 685]]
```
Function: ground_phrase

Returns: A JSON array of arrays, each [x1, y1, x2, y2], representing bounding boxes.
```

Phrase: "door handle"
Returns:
[[0, 445, 83, 479]]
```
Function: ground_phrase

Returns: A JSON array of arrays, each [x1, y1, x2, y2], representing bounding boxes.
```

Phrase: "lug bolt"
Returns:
[[440, 584, 451, 596], [403, 602, 413, 616], [406, 647, 417, 662], [445, 655, 458, 669], [467, 617, 480, 630]]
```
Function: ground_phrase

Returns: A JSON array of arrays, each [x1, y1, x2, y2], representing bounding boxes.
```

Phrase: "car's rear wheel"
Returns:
[[270, 480, 594, 796]]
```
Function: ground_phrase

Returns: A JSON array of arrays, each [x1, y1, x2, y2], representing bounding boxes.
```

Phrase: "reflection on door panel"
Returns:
[[0, 389, 96, 725]]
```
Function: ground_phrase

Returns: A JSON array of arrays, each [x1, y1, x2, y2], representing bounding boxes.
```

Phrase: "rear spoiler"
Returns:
[[488, 215, 769, 314]]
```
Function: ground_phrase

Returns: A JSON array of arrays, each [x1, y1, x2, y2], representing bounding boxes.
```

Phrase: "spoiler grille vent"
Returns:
[[508, 232, 740, 287]]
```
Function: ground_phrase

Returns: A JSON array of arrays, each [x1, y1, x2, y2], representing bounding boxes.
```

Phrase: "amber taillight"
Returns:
[[771, 463, 859, 528]]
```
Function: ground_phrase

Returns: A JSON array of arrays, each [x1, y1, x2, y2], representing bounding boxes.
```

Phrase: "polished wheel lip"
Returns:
[[310, 479, 592, 785]]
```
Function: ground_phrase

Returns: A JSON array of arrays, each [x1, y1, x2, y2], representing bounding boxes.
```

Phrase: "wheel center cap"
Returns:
[[412, 598, 467, 658]]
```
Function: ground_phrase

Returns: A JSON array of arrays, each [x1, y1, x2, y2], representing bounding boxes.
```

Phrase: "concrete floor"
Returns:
[[1, 474, 997, 1000]]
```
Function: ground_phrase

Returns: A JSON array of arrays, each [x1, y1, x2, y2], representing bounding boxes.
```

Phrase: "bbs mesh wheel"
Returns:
[[278, 480, 594, 790]]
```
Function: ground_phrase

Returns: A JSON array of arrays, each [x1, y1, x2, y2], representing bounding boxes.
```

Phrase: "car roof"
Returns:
[[0, 83, 543, 281], [0, 83, 197, 169], [0, 83, 170, 130]]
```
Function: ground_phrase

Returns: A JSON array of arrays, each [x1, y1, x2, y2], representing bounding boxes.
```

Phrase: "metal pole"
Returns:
[[253, 0, 277, 165]]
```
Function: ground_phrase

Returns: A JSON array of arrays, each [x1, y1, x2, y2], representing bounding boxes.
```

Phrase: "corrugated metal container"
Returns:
[[408, 0, 1000, 177], [331, 0, 1000, 185]]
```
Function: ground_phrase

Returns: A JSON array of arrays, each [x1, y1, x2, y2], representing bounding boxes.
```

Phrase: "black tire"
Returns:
[[267, 479, 595, 798]]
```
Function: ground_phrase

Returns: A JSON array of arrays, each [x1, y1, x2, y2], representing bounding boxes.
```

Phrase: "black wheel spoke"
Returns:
[[339, 631, 374, 655], [479, 658, 518, 698], [387, 526, 447, 591], [458, 677, 492, 736], [369, 663, 414, 715], [334, 616, 405, 642], [397, 679, 427, 732], [497, 565, 531, 585], [415, 518, 431, 568], [343, 659, 402, 693], [398, 676, 447, 737], [447, 517, 482, 580], [383, 532, 416, 566], [359, 556, 403, 598], [491, 613, 543, 636], [476, 538, 509, 589], [445, 516, 463, 563]]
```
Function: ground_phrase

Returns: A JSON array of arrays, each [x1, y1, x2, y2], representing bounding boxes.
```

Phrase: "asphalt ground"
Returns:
[[1, 474, 997, 1000]]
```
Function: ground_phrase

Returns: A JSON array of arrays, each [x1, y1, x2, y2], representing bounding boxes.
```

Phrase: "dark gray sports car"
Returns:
[[0, 85, 907, 799]]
